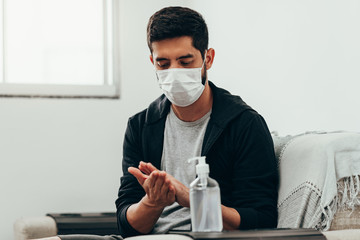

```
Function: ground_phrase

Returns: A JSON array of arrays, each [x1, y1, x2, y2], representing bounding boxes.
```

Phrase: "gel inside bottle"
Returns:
[[188, 156, 223, 232]]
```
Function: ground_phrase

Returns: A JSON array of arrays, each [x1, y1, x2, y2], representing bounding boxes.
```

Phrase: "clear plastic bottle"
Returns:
[[188, 156, 223, 232]]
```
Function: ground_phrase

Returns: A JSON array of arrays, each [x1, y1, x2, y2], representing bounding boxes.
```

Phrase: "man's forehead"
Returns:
[[151, 37, 200, 59]]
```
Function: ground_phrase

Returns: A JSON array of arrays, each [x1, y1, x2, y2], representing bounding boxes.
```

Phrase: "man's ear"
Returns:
[[150, 55, 154, 65], [205, 48, 215, 70]]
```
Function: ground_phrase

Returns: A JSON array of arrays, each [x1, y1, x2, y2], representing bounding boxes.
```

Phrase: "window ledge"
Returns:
[[0, 83, 120, 99]]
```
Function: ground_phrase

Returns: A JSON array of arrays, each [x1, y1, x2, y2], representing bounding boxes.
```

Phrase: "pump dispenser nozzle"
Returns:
[[188, 156, 209, 176]]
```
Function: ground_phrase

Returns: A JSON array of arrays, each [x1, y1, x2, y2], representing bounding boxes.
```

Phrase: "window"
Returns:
[[0, 0, 120, 98]]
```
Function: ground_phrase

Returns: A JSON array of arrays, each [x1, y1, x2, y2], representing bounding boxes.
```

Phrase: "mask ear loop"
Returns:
[[201, 50, 208, 70], [200, 50, 208, 85]]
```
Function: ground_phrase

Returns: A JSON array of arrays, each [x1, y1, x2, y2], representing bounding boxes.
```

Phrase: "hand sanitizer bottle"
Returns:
[[188, 156, 223, 232]]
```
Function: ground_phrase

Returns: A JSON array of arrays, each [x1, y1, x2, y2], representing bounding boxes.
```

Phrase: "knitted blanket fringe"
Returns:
[[318, 175, 360, 230]]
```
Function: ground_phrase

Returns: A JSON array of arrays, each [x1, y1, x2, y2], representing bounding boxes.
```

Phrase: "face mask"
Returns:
[[155, 54, 206, 107]]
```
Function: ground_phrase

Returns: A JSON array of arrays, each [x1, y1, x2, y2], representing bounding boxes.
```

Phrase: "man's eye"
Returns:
[[181, 61, 191, 66], [157, 62, 170, 68]]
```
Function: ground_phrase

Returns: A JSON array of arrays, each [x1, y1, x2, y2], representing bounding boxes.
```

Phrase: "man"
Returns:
[[116, 6, 278, 238], [36, 6, 277, 240]]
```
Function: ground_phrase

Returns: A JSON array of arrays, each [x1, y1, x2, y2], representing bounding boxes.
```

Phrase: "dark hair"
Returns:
[[147, 6, 209, 59]]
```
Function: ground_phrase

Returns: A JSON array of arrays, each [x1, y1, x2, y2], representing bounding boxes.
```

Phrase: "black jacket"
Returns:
[[116, 81, 278, 237]]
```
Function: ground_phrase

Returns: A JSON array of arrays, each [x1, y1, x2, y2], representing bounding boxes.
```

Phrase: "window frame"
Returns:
[[0, 0, 120, 99]]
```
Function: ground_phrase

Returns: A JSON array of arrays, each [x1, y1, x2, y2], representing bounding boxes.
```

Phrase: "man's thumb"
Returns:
[[128, 167, 147, 185]]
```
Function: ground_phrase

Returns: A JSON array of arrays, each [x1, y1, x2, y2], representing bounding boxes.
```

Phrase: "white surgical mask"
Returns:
[[155, 54, 206, 107]]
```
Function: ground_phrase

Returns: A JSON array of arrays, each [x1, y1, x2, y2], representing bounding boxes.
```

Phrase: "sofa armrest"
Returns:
[[14, 216, 57, 240]]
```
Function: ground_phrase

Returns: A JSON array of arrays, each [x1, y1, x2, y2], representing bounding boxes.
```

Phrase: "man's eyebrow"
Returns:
[[155, 54, 194, 62], [176, 54, 194, 60], [155, 57, 169, 62]]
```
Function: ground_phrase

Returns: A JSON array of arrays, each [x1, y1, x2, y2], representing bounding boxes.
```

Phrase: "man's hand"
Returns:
[[128, 167, 176, 209], [128, 162, 241, 232], [126, 167, 176, 234], [138, 161, 190, 208]]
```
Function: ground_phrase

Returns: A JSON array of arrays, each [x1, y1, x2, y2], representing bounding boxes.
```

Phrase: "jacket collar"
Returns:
[[144, 81, 252, 127], [209, 81, 252, 128]]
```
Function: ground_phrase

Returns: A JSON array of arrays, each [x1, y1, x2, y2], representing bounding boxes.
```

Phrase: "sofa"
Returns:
[[273, 131, 360, 240], [14, 131, 360, 240]]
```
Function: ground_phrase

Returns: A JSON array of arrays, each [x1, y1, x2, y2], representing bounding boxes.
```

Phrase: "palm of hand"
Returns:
[[128, 165, 176, 208], [139, 162, 190, 208]]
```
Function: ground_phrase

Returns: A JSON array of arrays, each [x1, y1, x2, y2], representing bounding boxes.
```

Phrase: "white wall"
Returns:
[[191, 0, 360, 135], [1, 0, 360, 239]]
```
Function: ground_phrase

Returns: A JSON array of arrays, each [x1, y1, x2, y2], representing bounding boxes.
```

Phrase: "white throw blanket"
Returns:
[[277, 132, 360, 230]]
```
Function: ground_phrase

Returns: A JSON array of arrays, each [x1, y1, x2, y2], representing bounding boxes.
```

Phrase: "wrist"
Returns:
[[140, 196, 166, 211], [176, 186, 190, 207]]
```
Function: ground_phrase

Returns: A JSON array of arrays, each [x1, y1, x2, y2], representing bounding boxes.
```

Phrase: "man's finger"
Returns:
[[139, 161, 152, 175], [147, 171, 160, 190], [128, 167, 148, 185], [146, 162, 158, 172], [160, 177, 171, 195], [139, 161, 159, 175]]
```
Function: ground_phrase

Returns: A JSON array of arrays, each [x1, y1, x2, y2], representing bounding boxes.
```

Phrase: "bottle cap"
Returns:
[[188, 156, 209, 175]]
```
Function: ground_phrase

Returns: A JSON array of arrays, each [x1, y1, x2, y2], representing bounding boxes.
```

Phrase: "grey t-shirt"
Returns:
[[153, 107, 211, 233]]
